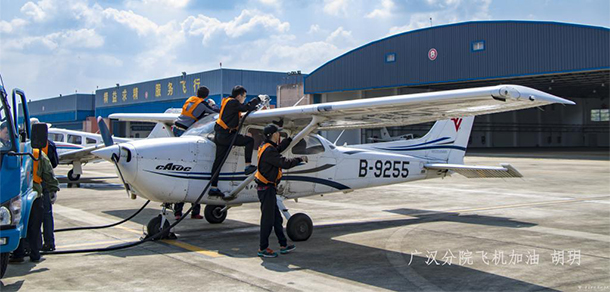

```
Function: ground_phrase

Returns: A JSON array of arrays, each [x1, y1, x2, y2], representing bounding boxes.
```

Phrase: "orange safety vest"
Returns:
[[216, 97, 242, 131], [32, 143, 48, 184], [181, 96, 206, 120], [254, 143, 282, 185]]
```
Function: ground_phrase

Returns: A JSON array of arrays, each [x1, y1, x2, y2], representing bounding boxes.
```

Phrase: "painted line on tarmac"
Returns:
[[160, 240, 222, 258]]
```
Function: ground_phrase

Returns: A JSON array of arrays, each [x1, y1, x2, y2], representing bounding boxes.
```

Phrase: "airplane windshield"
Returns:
[[182, 114, 217, 137]]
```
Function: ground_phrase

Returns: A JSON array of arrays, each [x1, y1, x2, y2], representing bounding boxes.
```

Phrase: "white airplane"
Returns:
[[45, 127, 132, 180], [368, 127, 415, 142], [91, 85, 574, 241]]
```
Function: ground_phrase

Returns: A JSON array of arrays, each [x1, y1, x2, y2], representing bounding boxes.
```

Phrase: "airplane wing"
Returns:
[[107, 113, 179, 124], [58, 145, 104, 164], [107, 85, 573, 132], [424, 163, 523, 178], [244, 85, 574, 130]]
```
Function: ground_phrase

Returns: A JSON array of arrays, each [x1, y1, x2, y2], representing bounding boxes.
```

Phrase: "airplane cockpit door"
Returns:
[[286, 135, 336, 196]]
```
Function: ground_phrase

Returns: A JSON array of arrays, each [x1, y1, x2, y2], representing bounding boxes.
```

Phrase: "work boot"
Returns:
[[41, 243, 56, 252], [9, 257, 24, 263], [244, 165, 257, 175], [191, 214, 203, 219], [257, 248, 278, 258], [30, 257, 45, 263], [280, 245, 296, 254]]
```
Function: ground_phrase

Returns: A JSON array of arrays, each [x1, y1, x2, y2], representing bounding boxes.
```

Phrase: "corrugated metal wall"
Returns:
[[305, 21, 610, 93], [28, 94, 95, 125], [95, 69, 304, 117]]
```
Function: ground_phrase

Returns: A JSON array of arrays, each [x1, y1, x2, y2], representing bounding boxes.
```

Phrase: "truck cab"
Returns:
[[0, 85, 38, 278]]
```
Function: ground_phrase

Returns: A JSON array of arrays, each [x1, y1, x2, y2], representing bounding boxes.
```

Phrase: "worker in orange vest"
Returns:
[[208, 86, 260, 197], [10, 146, 59, 263], [174, 86, 219, 136], [254, 123, 307, 258]]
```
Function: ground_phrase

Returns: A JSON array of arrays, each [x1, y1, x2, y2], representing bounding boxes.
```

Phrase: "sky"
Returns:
[[0, 0, 609, 100]]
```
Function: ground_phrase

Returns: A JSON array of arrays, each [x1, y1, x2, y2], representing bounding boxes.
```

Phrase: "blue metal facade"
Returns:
[[304, 21, 610, 94], [95, 68, 304, 117], [28, 94, 95, 130]]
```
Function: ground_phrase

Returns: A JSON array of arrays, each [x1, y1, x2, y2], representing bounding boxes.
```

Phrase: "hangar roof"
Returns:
[[304, 21, 609, 98]]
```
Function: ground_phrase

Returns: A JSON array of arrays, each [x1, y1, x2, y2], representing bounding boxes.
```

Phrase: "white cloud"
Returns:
[[20, 1, 47, 22], [366, 0, 395, 19], [261, 41, 344, 72], [323, 0, 350, 16], [184, 10, 290, 43], [326, 26, 352, 45], [5, 28, 104, 50], [102, 8, 159, 36], [308, 24, 320, 34], [0, 19, 28, 34]]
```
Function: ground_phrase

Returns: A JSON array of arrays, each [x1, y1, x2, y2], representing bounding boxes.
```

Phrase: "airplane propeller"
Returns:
[[97, 116, 114, 147], [95, 116, 133, 198]]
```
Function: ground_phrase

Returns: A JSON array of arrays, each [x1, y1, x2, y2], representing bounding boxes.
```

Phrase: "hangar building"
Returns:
[[304, 21, 609, 148]]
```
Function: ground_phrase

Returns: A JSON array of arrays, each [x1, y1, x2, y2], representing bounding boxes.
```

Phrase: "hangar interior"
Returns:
[[304, 21, 609, 148]]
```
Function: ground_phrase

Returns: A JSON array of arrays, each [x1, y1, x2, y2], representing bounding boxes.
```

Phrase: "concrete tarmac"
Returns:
[[1, 153, 609, 291]]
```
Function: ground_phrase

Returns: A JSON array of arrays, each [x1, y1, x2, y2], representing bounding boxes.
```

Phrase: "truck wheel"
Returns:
[[1, 252, 8, 279]]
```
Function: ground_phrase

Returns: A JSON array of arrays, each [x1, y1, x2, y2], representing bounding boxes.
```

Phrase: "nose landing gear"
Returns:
[[146, 204, 176, 240]]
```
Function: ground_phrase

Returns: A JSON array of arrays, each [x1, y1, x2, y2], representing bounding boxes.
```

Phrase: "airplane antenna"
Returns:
[[292, 95, 307, 107], [333, 129, 346, 145]]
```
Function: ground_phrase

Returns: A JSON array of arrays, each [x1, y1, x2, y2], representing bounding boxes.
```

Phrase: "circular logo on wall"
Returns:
[[428, 48, 437, 61]]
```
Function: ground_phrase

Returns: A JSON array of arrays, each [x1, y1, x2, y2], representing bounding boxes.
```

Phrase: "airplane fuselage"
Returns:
[[108, 132, 441, 205]]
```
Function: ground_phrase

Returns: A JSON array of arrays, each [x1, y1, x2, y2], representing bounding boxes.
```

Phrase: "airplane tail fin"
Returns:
[[362, 116, 474, 164], [419, 116, 474, 164]]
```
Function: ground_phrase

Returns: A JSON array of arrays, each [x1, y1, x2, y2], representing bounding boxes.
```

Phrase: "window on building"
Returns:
[[67, 134, 82, 145], [591, 109, 609, 122], [472, 41, 485, 52], [385, 53, 396, 63]]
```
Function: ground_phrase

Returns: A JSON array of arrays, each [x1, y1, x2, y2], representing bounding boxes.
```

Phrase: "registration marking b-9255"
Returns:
[[359, 159, 409, 178]]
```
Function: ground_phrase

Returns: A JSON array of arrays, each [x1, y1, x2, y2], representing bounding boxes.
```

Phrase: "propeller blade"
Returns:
[[97, 116, 114, 146]]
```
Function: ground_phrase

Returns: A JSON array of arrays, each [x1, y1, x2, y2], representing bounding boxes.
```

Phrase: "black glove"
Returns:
[[272, 118, 284, 127], [247, 97, 261, 111]]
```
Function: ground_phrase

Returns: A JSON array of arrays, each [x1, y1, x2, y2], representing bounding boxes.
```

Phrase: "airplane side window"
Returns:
[[292, 136, 325, 155], [68, 134, 82, 145], [86, 137, 97, 144], [248, 128, 264, 150], [50, 133, 64, 142]]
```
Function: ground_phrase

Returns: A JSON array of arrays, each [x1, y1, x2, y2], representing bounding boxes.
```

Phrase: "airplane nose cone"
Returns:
[[92, 145, 119, 161]]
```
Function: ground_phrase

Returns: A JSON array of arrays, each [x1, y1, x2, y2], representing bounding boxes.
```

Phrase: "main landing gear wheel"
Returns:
[[146, 215, 172, 240], [204, 205, 227, 224], [286, 213, 313, 242], [67, 169, 81, 181]]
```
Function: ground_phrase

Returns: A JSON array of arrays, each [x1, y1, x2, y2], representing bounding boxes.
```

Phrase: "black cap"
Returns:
[[263, 124, 283, 137]]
